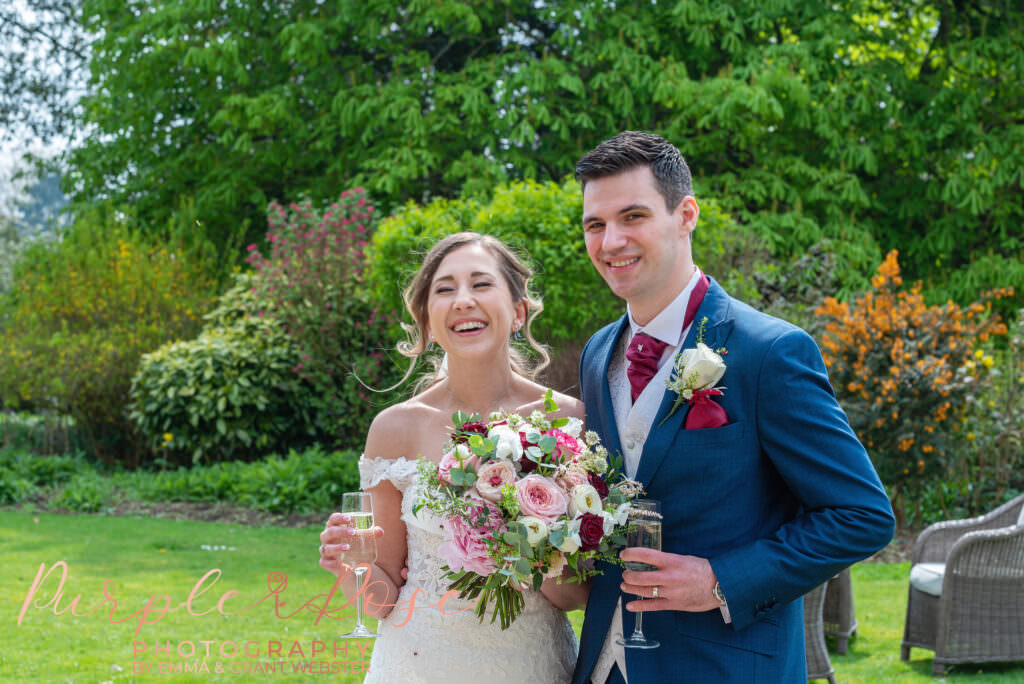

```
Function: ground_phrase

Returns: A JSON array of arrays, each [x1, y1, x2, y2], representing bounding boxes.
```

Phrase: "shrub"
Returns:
[[0, 220, 31, 297], [1, 411, 84, 455], [52, 471, 116, 513], [129, 277, 317, 464], [937, 309, 1024, 518], [367, 178, 759, 390], [116, 446, 360, 514], [244, 189, 403, 447], [0, 209, 221, 466], [815, 249, 1011, 523], [750, 239, 849, 335]]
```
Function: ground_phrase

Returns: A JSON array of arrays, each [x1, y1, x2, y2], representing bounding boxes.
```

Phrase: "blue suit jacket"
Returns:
[[573, 278, 894, 684]]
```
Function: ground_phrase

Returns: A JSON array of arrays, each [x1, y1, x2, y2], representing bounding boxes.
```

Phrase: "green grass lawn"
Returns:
[[1, 511, 1022, 683]]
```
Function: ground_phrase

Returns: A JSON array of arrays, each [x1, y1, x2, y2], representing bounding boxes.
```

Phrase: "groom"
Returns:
[[572, 131, 895, 683]]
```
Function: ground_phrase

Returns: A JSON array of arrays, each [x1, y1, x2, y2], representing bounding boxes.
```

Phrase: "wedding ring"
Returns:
[[319, 544, 325, 556], [652, 586, 660, 599]]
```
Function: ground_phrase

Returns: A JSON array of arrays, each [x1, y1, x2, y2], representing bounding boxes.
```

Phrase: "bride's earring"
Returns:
[[512, 322, 522, 341]]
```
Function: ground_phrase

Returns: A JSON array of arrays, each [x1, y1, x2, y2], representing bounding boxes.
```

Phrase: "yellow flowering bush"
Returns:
[[944, 311, 1024, 515], [815, 250, 1011, 512], [0, 209, 221, 466]]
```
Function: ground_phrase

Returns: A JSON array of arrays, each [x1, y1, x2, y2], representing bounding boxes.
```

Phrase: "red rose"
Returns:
[[588, 472, 609, 498], [519, 432, 539, 473], [451, 420, 489, 444], [578, 512, 605, 551]]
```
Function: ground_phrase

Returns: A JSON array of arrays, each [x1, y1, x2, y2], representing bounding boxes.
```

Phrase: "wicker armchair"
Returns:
[[804, 580, 836, 683], [822, 568, 858, 654], [900, 494, 1024, 675]]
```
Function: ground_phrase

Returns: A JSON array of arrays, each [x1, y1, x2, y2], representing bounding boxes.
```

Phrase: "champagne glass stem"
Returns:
[[632, 601, 645, 639], [353, 567, 366, 631]]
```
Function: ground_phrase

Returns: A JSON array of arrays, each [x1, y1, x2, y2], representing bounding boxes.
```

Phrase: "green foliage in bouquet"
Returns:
[[129, 274, 318, 465], [0, 208, 221, 466], [816, 250, 1012, 523]]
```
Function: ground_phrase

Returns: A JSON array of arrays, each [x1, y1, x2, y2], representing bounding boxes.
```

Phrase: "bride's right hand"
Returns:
[[318, 511, 384, 576]]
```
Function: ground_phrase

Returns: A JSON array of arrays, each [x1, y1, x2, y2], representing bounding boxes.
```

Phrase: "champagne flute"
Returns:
[[338, 492, 381, 638], [618, 498, 662, 649]]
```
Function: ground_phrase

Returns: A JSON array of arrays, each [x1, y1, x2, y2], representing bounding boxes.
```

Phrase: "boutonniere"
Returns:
[[660, 318, 728, 427]]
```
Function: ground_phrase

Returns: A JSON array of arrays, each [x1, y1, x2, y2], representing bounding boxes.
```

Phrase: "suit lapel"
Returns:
[[636, 278, 734, 485], [592, 315, 628, 460]]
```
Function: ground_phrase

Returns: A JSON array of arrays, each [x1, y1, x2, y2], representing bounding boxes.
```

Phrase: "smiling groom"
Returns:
[[571, 131, 895, 684]]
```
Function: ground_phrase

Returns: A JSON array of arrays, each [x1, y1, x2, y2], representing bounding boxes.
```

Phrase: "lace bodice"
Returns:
[[359, 456, 450, 596], [356, 455, 577, 683]]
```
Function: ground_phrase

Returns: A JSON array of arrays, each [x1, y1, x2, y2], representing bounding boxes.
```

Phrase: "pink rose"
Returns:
[[554, 465, 588, 494], [515, 474, 569, 524], [438, 516, 495, 576], [543, 550, 568, 578], [549, 429, 583, 463], [438, 445, 479, 485], [475, 460, 518, 502]]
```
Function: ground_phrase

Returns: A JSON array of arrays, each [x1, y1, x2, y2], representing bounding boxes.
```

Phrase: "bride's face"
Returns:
[[426, 243, 526, 358]]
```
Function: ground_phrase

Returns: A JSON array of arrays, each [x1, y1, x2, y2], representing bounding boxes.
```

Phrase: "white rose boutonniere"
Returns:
[[661, 325, 728, 427]]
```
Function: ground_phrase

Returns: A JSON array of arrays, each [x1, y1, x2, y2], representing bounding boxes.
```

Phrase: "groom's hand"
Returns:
[[619, 548, 720, 613]]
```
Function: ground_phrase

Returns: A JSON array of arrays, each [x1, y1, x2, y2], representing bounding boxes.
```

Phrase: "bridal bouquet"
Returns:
[[414, 390, 643, 629]]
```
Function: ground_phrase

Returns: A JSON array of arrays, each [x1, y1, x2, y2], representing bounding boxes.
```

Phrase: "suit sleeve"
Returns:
[[709, 328, 895, 631]]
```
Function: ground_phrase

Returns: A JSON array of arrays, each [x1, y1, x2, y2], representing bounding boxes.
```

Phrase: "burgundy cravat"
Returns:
[[626, 333, 668, 402], [625, 274, 710, 403]]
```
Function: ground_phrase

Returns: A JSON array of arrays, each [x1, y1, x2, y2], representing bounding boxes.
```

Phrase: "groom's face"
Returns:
[[582, 166, 697, 324]]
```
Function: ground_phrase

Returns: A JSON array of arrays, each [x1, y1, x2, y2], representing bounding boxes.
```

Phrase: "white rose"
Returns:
[[676, 342, 726, 390], [487, 425, 524, 461], [611, 502, 632, 526], [554, 517, 582, 553], [599, 510, 617, 535], [561, 417, 584, 439], [518, 515, 549, 546], [567, 484, 603, 518]]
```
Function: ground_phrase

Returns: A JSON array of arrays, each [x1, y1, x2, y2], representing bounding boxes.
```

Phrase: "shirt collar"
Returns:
[[627, 267, 702, 347]]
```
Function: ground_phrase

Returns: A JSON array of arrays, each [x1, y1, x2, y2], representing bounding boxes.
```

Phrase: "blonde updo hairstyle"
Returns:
[[397, 232, 549, 392]]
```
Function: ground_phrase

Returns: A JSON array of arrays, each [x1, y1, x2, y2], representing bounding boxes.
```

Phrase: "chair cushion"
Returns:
[[910, 562, 946, 597]]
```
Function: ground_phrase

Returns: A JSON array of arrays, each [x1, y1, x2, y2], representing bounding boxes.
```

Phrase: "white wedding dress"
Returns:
[[358, 456, 577, 684]]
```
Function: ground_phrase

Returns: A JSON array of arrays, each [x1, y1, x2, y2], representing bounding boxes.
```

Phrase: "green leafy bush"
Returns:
[[936, 308, 1024, 519], [0, 469, 33, 504], [1, 411, 84, 455], [117, 446, 360, 514], [52, 471, 115, 513], [129, 274, 317, 465], [0, 208, 221, 466]]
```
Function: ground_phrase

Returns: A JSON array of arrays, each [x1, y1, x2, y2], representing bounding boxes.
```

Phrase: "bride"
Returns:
[[319, 232, 588, 683]]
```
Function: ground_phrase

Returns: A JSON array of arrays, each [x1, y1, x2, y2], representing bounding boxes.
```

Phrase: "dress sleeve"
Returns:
[[358, 455, 420, 490]]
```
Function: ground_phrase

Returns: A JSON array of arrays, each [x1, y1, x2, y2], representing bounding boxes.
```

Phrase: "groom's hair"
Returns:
[[575, 131, 693, 211]]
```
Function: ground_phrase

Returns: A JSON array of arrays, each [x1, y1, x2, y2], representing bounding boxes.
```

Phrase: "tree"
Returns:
[[0, 0, 89, 145], [66, 0, 1024, 306]]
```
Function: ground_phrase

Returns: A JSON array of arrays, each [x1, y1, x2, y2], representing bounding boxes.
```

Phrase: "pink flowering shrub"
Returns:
[[244, 189, 402, 447]]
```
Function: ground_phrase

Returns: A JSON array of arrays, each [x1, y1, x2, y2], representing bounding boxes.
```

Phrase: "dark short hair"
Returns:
[[574, 131, 693, 211]]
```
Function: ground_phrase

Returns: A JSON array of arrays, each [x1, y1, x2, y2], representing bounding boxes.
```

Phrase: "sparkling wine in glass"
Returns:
[[339, 492, 381, 638], [618, 498, 661, 649]]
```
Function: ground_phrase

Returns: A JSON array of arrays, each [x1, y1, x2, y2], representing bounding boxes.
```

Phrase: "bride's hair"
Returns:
[[396, 232, 549, 393]]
